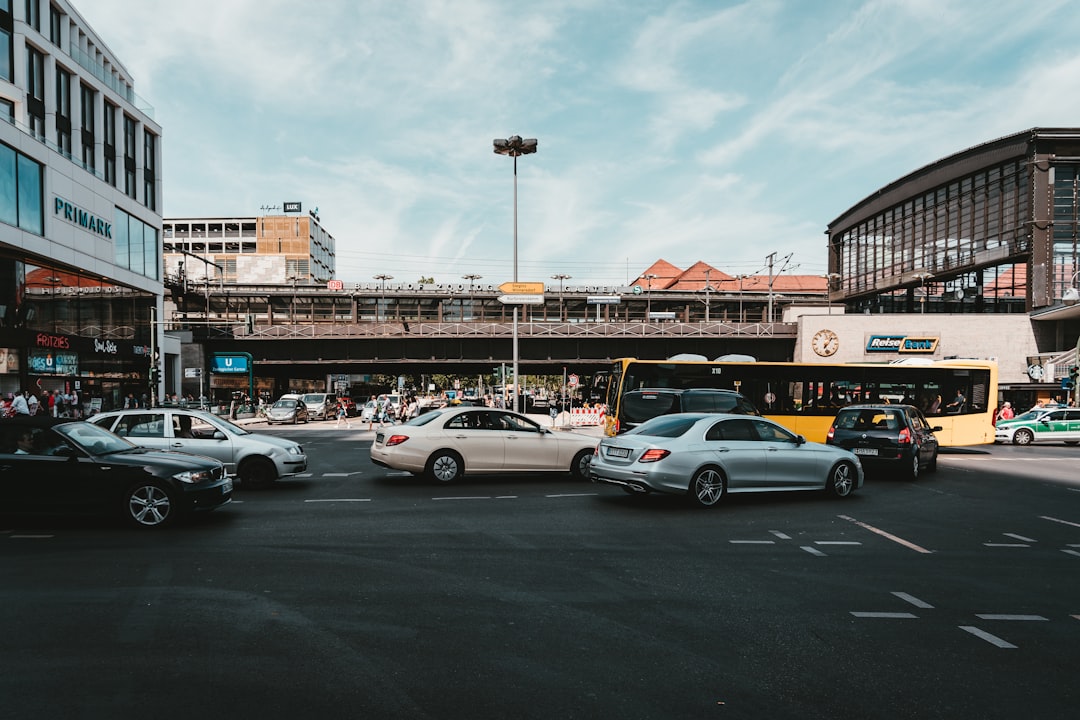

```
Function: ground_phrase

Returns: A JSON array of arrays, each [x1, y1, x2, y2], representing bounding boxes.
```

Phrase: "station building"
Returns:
[[0, 0, 163, 410], [815, 128, 1080, 407]]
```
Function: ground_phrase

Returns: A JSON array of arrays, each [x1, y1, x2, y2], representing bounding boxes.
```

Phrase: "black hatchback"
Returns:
[[0, 417, 232, 528], [826, 404, 941, 479]]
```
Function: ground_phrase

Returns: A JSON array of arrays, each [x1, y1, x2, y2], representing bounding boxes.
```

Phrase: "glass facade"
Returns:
[[113, 207, 158, 280], [0, 140, 43, 235]]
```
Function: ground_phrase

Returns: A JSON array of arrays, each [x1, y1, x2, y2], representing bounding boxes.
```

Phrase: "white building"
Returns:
[[0, 0, 164, 409]]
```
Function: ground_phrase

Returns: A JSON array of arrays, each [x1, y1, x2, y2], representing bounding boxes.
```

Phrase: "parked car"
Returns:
[[88, 408, 307, 487], [265, 397, 309, 425], [0, 416, 232, 528], [615, 388, 760, 434], [590, 413, 863, 507], [301, 393, 335, 421], [994, 407, 1080, 445], [336, 397, 358, 417], [826, 404, 941, 479], [370, 406, 597, 483], [359, 401, 378, 422]]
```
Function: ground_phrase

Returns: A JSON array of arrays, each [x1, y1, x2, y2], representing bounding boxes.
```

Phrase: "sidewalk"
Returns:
[[233, 411, 606, 437]]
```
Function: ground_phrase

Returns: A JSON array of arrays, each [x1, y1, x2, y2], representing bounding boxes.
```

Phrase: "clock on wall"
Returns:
[[812, 329, 839, 357]]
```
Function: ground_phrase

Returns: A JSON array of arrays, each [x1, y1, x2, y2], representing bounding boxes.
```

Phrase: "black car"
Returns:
[[0, 417, 232, 528], [616, 388, 760, 434], [826, 404, 941, 479]]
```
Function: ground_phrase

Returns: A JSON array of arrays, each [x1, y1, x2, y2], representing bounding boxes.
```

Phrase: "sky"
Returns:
[[79, 0, 1080, 287]]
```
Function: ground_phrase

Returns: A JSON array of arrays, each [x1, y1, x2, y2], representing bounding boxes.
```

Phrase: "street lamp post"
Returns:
[[374, 273, 393, 322], [913, 272, 933, 314], [493, 135, 538, 413], [462, 273, 482, 320], [644, 273, 657, 320], [551, 273, 571, 320]]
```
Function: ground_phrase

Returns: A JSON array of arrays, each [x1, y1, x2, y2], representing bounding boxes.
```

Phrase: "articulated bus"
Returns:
[[596, 357, 998, 446]]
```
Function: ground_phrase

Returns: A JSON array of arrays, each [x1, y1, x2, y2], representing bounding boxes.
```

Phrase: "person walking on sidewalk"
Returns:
[[335, 399, 351, 428]]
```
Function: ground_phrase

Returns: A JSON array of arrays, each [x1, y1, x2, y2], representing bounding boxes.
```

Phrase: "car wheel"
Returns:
[[239, 457, 277, 488], [124, 481, 176, 528], [427, 450, 463, 483], [828, 461, 857, 497], [908, 449, 920, 481], [688, 467, 725, 508], [292, 415, 298, 425], [570, 449, 592, 481], [1013, 429, 1034, 446]]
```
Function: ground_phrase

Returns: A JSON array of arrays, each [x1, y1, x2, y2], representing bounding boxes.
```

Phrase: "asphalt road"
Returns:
[[2, 423, 1078, 720]]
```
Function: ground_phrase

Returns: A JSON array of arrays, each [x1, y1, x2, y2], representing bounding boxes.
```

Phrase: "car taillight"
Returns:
[[385, 435, 409, 446], [638, 448, 670, 463], [898, 427, 911, 445], [827, 425, 836, 440]]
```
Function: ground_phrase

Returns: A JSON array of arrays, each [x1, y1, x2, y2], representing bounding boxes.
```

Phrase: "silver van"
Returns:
[[301, 393, 335, 420]]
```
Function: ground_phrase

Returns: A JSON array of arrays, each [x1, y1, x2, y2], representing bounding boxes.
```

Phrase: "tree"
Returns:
[[417, 276, 434, 284]]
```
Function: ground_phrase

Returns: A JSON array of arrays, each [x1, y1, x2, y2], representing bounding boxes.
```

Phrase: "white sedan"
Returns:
[[370, 406, 597, 483]]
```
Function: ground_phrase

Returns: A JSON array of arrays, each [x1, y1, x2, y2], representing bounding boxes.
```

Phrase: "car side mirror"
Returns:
[[931, 426, 943, 432], [212, 430, 227, 440], [796, 435, 806, 445]]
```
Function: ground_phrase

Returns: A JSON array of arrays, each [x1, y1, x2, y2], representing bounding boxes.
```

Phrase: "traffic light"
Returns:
[[1068, 365, 1079, 390], [149, 365, 160, 385]]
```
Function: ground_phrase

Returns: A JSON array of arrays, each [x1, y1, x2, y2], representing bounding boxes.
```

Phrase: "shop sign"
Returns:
[[35, 332, 71, 350], [0, 347, 20, 373], [865, 335, 939, 353], [53, 196, 112, 238], [93, 339, 118, 355], [28, 349, 79, 375]]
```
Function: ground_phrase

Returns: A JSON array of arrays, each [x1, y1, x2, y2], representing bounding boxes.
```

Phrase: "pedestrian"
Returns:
[[335, 399, 351, 428], [998, 401, 1014, 421], [26, 391, 39, 416], [12, 391, 30, 415]]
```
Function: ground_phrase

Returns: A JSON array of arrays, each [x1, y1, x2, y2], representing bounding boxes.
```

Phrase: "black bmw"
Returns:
[[0, 417, 232, 528]]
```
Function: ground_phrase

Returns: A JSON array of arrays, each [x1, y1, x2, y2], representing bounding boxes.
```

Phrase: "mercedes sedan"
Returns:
[[590, 413, 863, 507], [370, 406, 597, 483]]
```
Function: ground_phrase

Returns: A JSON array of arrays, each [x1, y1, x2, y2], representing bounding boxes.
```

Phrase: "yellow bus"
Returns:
[[596, 357, 998, 446]]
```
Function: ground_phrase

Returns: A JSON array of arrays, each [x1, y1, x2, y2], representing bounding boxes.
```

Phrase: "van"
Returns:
[[301, 392, 335, 421], [618, 388, 759, 434]]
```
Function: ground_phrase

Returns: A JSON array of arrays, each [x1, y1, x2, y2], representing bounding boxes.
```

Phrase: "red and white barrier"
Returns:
[[569, 407, 606, 426]]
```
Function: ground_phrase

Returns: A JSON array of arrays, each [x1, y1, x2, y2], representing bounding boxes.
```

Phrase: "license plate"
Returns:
[[852, 448, 878, 456], [607, 447, 631, 458], [375, 433, 384, 444]]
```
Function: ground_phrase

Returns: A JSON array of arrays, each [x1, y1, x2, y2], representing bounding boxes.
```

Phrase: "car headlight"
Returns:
[[287, 445, 303, 455], [173, 468, 213, 484]]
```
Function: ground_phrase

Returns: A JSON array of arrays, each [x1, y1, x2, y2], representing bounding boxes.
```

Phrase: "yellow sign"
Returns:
[[498, 281, 545, 294]]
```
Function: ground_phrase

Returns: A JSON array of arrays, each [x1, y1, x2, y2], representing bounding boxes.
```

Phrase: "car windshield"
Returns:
[[403, 409, 447, 426], [1011, 410, 1042, 422], [55, 421, 136, 455], [182, 411, 249, 436], [628, 414, 699, 437], [621, 392, 678, 424], [302, 394, 325, 403], [273, 399, 297, 408]]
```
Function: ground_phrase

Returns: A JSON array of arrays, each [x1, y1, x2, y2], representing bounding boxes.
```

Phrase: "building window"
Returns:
[[55, 66, 71, 158], [123, 114, 136, 199], [143, 131, 156, 211], [0, 8, 12, 83], [25, 46, 44, 139], [113, 207, 159, 280], [103, 101, 116, 186], [0, 141, 44, 235], [48, 3, 60, 45], [80, 83, 95, 172], [25, 0, 39, 31]]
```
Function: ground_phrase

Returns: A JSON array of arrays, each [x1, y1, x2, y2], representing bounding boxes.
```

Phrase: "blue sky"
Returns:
[[82, 0, 1080, 286]]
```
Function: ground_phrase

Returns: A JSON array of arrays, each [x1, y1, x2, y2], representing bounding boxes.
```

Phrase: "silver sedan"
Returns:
[[590, 413, 863, 507], [370, 406, 597, 483]]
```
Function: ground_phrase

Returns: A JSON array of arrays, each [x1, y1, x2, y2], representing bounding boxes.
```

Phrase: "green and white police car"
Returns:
[[995, 407, 1080, 445]]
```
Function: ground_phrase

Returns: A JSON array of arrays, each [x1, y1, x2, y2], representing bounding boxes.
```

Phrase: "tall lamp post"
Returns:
[[551, 273, 571, 320], [374, 273, 393, 322], [462, 273, 482, 320], [913, 272, 933, 314], [493, 135, 538, 413], [644, 273, 657, 320]]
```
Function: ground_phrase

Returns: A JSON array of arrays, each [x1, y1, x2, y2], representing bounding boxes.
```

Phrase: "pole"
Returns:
[[149, 305, 157, 407], [512, 154, 520, 413]]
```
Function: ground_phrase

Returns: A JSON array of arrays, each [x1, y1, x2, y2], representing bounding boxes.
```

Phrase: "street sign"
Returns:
[[568, 374, 579, 387], [587, 295, 621, 304], [498, 281, 545, 294], [327, 279, 344, 291], [498, 294, 545, 305], [184, 367, 202, 378]]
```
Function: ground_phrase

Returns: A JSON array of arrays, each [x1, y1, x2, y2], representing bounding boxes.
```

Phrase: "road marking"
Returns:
[[770, 531, 791, 540], [1040, 515, 1080, 529], [891, 592, 934, 609], [838, 515, 932, 553], [975, 614, 1048, 621], [9, 534, 54, 539], [293, 473, 314, 478], [1003, 533, 1036, 542], [850, 612, 918, 619], [730, 540, 775, 544], [1062, 549, 1080, 558], [801, 545, 826, 556], [984, 543, 1029, 547], [304, 498, 372, 503], [432, 496, 492, 501], [815, 541, 861, 545], [959, 626, 1017, 649], [545, 493, 598, 498], [323, 472, 364, 477], [495, 496, 519, 499]]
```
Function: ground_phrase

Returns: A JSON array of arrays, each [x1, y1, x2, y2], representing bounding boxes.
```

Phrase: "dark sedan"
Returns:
[[826, 404, 940, 479], [0, 417, 232, 528]]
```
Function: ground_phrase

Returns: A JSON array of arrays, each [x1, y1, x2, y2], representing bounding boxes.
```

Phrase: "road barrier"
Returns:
[[569, 407, 605, 426]]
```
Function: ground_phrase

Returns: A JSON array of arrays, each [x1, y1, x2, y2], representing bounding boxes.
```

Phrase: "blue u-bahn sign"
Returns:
[[211, 354, 249, 374]]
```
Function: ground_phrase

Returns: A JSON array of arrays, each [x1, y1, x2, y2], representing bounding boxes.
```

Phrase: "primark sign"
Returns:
[[865, 335, 939, 353], [53, 196, 112, 239]]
